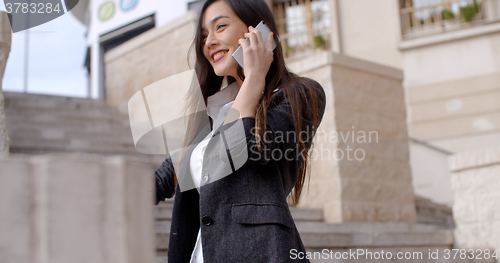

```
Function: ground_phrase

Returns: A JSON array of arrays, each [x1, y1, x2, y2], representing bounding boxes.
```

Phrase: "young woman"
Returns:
[[154, 0, 326, 262]]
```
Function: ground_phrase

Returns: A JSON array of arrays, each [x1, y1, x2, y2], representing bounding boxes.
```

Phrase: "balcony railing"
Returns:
[[400, 0, 500, 39], [273, 0, 331, 59]]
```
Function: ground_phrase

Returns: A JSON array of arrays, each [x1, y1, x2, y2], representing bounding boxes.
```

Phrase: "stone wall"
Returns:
[[104, 10, 198, 114], [335, 0, 403, 69], [0, 154, 156, 263], [409, 139, 453, 207], [449, 147, 500, 260], [288, 51, 417, 224], [402, 28, 500, 153]]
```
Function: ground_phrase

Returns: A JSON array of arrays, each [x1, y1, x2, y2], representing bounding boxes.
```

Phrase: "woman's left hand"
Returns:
[[238, 26, 274, 81]]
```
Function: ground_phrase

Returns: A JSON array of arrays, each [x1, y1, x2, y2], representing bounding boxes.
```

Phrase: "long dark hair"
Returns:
[[176, 0, 323, 206]]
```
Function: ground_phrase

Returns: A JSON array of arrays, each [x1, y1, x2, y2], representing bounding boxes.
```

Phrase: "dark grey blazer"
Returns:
[[154, 78, 326, 262]]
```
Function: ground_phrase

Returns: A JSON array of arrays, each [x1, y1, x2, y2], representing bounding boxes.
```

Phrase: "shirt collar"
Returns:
[[205, 81, 280, 120], [207, 81, 239, 108], [205, 82, 239, 125]]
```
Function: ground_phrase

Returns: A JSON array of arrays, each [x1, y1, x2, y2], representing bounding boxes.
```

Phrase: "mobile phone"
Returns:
[[232, 20, 281, 69]]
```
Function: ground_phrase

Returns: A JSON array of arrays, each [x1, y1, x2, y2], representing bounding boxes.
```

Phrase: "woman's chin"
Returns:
[[213, 62, 237, 77], [213, 69, 230, 77]]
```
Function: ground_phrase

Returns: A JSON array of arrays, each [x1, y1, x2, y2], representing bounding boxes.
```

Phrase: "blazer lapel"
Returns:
[[174, 116, 212, 192]]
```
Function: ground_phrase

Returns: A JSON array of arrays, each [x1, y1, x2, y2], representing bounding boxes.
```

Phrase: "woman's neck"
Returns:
[[235, 76, 243, 90]]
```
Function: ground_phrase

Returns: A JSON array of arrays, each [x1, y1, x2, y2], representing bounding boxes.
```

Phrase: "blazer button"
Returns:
[[201, 215, 212, 226], [201, 174, 209, 184]]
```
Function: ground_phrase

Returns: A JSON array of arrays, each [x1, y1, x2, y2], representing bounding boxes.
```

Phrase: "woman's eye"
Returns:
[[217, 24, 227, 30]]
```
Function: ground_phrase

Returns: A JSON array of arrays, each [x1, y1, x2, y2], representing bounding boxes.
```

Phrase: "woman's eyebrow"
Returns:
[[202, 15, 230, 31], [211, 15, 229, 23]]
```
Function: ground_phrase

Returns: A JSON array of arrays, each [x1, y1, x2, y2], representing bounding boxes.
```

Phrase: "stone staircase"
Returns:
[[155, 198, 455, 263], [154, 199, 330, 262], [4, 92, 142, 157]]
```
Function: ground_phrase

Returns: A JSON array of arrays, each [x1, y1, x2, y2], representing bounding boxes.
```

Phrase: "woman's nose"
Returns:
[[206, 33, 219, 47]]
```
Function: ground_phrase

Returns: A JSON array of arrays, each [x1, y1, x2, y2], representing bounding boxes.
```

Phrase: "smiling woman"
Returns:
[[200, 1, 253, 83], [154, 0, 327, 262]]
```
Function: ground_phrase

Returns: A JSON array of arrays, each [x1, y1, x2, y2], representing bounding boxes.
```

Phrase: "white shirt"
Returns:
[[189, 82, 239, 263]]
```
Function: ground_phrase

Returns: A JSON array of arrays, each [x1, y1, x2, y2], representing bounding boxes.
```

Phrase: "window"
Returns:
[[273, 0, 331, 58], [400, 0, 500, 39]]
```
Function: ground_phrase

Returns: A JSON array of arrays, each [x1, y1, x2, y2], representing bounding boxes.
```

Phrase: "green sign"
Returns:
[[99, 1, 115, 21]]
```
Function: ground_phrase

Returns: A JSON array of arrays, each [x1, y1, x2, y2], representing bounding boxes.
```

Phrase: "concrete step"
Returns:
[[156, 220, 172, 234], [299, 230, 453, 248], [290, 207, 324, 222], [295, 220, 448, 233], [9, 137, 138, 156], [156, 220, 171, 250], [4, 108, 130, 128], [153, 202, 453, 249], [6, 121, 131, 138], [415, 196, 455, 229], [3, 92, 119, 112], [295, 221, 453, 248], [156, 251, 168, 263], [155, 199, 175, 251], [154, 201, 324, 222], [9, 127, 135, 145], [155, 200, 175, 220], [154, 220, 454, 250], [9, 129, 136, 147]]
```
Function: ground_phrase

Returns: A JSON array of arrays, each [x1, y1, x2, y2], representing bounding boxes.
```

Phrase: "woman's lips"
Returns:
[[213, 50, 228, 63]]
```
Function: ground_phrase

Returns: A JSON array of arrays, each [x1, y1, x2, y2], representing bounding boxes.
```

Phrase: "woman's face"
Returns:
[[202, 1, 248, 78]]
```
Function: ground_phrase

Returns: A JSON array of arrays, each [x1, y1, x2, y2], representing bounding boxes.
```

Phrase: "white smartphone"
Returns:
[[232, 20, 281, 69]]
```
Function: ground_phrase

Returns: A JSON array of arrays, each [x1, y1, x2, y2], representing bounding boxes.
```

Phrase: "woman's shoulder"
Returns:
[[297, 77, 326, 102]]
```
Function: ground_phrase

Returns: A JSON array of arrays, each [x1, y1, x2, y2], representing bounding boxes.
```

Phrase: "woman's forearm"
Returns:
[[230, 74, 266, 119]]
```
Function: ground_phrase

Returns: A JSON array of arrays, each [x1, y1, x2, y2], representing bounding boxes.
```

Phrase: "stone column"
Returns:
[[328, 0, 342, 53], [288, 52, 417, 224], [449, 147, 500, 261], [483, 0, 500, 21], [0, 154, 156, 263], [0, 11, 12, 158]]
